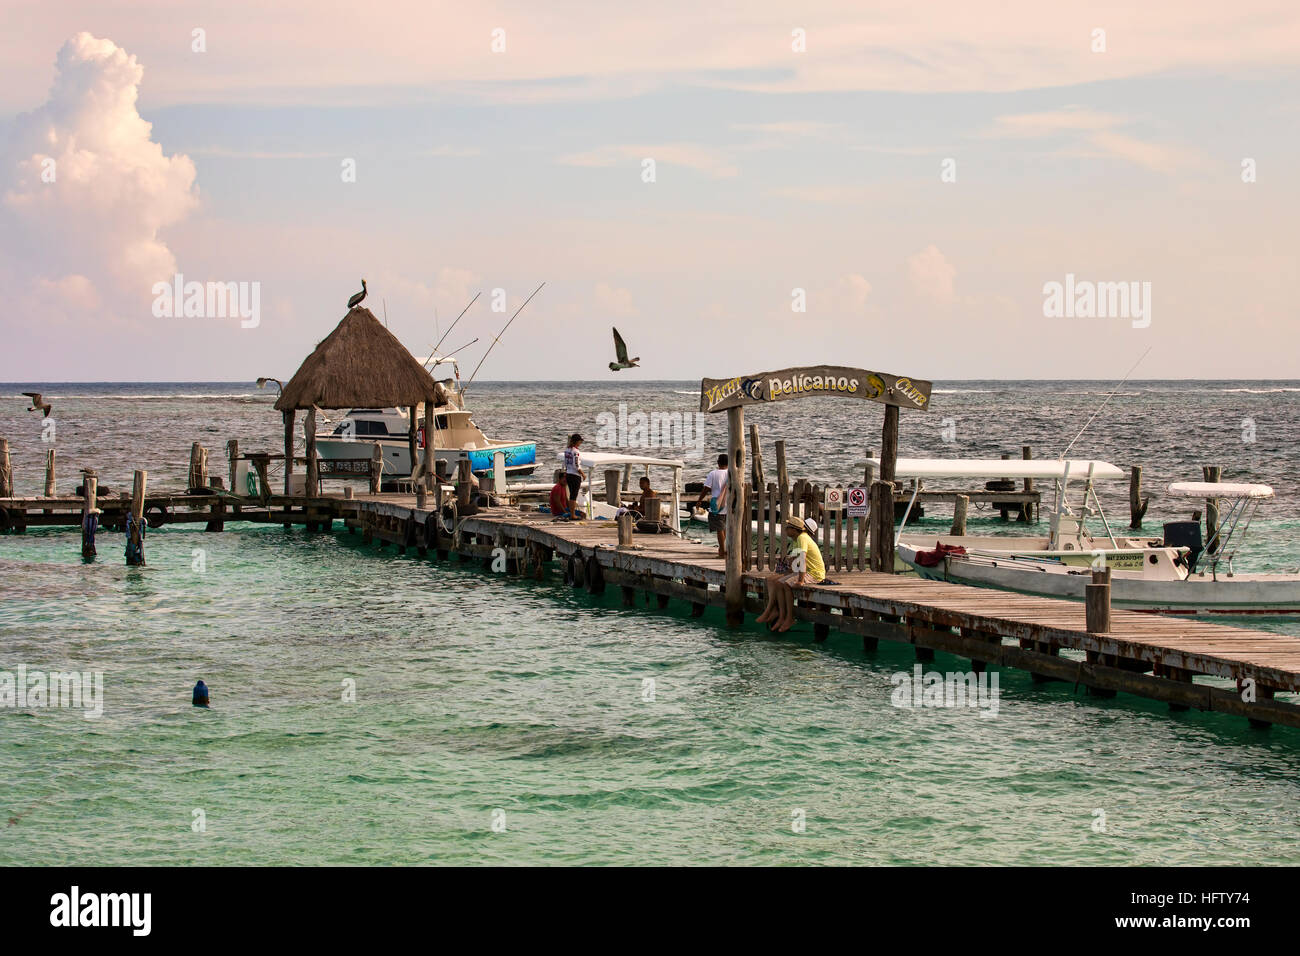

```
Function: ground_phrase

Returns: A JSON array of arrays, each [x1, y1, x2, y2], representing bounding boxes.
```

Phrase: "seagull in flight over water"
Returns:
[[608, 327, 640, 372], [22, 392, 51, 417]]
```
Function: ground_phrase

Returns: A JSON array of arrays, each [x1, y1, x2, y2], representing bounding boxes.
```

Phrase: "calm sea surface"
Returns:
[[3, 381, 1300, 865]]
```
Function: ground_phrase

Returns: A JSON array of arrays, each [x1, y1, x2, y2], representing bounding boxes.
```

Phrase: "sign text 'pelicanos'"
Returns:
[[699, 366, 933, 413]]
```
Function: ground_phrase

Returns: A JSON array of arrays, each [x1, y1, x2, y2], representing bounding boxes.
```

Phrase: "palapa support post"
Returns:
[[304, 408, 319, 497], [724, 405, 746, 627], [370, 443, 382, 494], [1203, 465, 1222, 553], [407, 405, 418, 488], [1086, 567, 1111, 633], [81, 473, 98, 560], [126, 470, 147, 566], [0, 437, 11, 498], [950, 494, 969, 536], [869, 479, 894, 573], [44, 448, 56, 498], [605, 469, 622, 506], [281, 409, 296, 496], [1129, 465, 1149, 529]]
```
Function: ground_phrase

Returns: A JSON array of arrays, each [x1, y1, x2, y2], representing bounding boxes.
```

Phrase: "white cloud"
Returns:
[[556, 144, 738, 178], [907, 245, 957, 305], [1, 33, 198, 324]]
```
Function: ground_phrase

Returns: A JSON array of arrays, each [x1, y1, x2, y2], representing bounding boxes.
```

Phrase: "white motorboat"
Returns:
[[891, 460, 1300, 615], [314, 353, 536, 484]]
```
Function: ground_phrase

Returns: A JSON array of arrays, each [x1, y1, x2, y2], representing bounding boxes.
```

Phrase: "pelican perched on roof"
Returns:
[[22, 392, 51, 417], [347, 279, 368, 309]]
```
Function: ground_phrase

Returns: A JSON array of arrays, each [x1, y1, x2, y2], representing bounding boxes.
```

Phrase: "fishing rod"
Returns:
[[439, 337, 479, 361], [1059, 346, 1152, 460], [430, 292, 481, 358], [466, 281, 546, 388]]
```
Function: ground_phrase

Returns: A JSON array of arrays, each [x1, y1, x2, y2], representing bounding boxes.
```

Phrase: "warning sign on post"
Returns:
[[846, 485, 868, 517]]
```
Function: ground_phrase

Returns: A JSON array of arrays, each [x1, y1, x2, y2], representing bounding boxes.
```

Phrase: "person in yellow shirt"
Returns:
[[755, 516, 825, 632]]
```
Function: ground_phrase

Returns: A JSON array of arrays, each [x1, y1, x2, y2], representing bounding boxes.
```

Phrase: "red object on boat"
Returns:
[[915, 542, 967, 567]]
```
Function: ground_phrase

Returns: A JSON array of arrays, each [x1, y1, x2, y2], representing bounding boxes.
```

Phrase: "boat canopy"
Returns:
[[858, 458, 1126, 481], [560, 451, 686, 469], [1167, 481, 1274, 499]]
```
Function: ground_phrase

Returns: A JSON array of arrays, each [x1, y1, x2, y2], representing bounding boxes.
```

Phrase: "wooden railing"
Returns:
[[745, 479, 874, 573]]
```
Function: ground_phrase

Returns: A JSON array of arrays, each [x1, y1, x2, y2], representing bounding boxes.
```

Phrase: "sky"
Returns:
[[1, 1, 1297, 382]]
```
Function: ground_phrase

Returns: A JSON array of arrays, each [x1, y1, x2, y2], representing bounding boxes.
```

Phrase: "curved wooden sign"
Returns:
[[700, 366, 932, 413]]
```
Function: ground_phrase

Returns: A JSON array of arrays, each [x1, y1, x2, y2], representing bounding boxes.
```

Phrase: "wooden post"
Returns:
[[1020, 444, 1034, 522], [1129, 465, 1149, 529], [951, 494, 969, 536], [189, 442, 203, 490], [1204, 465, 1221, 552], [750, 423, 765, 490], [457, 458, 473, 511], [282, 409, 295, 496], [227, 439, 239, 492], [775, 439, 790, 525], [44, 448, 56, 497], [863, 448, 875, 489], [252, 456, 271, 506], [304, 407, 319, 497], [724, 406, 746, 627], [81, 474, 97, 559], [126, 470, 147, 566], [605, 468, 622, 506], [407, 405, 418, 485], [370, 443, 382, 494], [617, 511, 634, 547], [998, 451, 1011, 520], [1086, 567, 1111, 633], [880, 405, 899, 485], [869, 479, 894, 573], [0, 437, 11, 497]]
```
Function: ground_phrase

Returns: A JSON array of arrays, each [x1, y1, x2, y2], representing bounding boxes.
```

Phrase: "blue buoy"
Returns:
[[192, 680, 209, 708]]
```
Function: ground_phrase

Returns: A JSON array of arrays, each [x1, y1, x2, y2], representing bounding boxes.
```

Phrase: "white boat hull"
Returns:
[[898, 542, 1300, 616]]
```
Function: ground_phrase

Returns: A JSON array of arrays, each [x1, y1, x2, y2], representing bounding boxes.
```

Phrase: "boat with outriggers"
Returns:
[[314, 353, 536, 484], [884, 458, 1300, 616]]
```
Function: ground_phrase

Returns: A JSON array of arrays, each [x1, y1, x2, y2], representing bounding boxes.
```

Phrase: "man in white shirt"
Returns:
[[694, 453, 729, 557]]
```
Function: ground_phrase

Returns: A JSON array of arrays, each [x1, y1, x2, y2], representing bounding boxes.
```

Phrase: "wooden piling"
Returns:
[[880, 406, 899, 485], [81, 474, 97, 559], [750, 423, 765, 490], [1086, 567, 1111, 633], [457, 458, 474, 514], [1204, 465, 1221, 553], [126, 470, 147, 566], [1020, 445, 1034, 522], [282, 410, 295, 496], [188, 442, 205, 491], [605, 469, 622, 506], [0, 437, 11, 498], [868, 479, 894, 573], [951, 494, 969, 536], [407, 405, 418, 487], [617, 511, 634, 547], [43, 448, 56, 498], [724, 406, 746, 626], [1129, 465, 1149, 529], [227, 439, 239, 492], [370, 443, 383, 494]]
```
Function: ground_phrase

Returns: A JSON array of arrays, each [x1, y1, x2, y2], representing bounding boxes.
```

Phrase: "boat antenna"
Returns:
[[382, 298, 388, 327], [440, 337, 479, 361], [1059, 346, 1151, 460], [430, 292, 481, 358], [466, 282, 545, 388]]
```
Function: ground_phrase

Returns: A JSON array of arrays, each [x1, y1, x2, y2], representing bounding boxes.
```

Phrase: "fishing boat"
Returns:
[[315, 353, 536, 481], [892, 461, 1300, 615]]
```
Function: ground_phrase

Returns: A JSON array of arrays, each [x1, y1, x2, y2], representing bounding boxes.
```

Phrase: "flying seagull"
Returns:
[[608, 327, 640, 372], [347, 279, 368, 309], [22, 392, 51, 417]]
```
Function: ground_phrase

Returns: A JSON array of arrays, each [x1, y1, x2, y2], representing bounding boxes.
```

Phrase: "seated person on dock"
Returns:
[[549, 469, 584, 520], [632, 476, 657, 518], [755, 516, 825, 633]]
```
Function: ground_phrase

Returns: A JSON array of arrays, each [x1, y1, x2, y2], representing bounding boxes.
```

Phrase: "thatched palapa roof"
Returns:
[[275, 307, 440, 411]]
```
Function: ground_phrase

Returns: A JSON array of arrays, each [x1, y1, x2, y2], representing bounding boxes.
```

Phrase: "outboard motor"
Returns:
[[1163, 520, 1203, 573]]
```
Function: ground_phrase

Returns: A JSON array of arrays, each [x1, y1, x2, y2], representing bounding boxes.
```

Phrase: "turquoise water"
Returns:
[[3, 520, 1300, 865], [4, 381, 1300, 865]]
